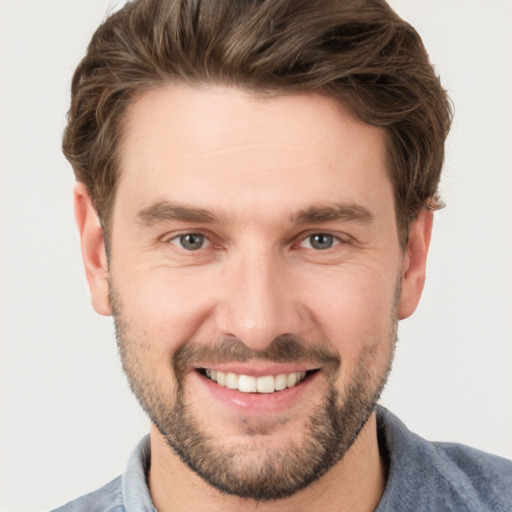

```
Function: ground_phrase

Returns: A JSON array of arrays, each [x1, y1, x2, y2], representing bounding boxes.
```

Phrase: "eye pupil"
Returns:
[[310, 233, 333, 250], [180, 234, 204, 250]]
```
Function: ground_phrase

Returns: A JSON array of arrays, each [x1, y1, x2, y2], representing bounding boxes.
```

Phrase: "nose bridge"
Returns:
[[216, 243, 300, 351]]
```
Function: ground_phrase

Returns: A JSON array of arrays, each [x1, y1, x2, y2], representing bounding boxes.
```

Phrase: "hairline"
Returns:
[[98, 80, 416, 252]]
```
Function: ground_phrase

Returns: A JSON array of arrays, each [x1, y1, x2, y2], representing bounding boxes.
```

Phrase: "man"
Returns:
[[54, 0, 512, 510]]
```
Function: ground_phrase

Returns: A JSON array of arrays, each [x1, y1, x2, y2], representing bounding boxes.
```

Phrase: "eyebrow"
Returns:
[[135, 200, 373, 227], [136, 201, 221, 225], [292, 203, 373, 225]]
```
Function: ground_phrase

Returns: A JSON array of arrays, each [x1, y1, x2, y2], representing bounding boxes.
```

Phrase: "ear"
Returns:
[[398, 209, 433, 320], [74, 182, 111, 316]]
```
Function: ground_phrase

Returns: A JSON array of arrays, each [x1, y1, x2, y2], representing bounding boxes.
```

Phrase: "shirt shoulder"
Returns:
[[434, 441, 512, 508], [376, 407, 512, 512], [50, 476, 124, 512], [50, 435, 154, 512]]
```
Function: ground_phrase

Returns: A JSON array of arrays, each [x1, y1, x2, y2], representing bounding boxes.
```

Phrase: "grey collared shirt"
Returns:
[[51, 407, 512, 511]]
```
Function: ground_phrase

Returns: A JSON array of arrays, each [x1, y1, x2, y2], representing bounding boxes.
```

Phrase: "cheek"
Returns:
[[301, 264, 399, 360], [116, 264, 220, 350], [112, 246, 401, 365]]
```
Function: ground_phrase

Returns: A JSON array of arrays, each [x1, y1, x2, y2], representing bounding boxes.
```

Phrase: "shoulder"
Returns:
[[376, 407, 512, 512], [434, 441, 512, 506], [50, 476, 124, 512], [50, 435, 154, 512]]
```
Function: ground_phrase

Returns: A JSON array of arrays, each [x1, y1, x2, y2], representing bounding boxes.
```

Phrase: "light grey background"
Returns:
[[1, 1, 511, 511]]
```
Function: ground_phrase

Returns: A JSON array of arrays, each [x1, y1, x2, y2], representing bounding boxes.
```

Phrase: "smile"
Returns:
[[202, 369, 310, 394]]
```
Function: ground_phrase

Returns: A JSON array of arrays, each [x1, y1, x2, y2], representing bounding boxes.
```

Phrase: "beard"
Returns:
[[110, 286, 397, 501]]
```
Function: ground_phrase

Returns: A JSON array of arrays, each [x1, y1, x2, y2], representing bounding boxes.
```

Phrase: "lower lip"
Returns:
[[192, 371, 319, 413]]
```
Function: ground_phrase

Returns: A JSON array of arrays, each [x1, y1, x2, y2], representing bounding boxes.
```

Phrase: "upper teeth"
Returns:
[[204, 369, 307, 393]]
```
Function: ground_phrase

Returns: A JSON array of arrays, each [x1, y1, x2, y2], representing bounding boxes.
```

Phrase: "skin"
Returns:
[[75, 84, 432, 511]]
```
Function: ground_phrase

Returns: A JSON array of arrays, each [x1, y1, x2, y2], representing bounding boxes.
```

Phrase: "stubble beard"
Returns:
[[110, 286, 397, 501]]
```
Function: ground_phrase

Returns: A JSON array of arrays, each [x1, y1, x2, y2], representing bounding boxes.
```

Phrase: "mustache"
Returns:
[[173, 333, 341, 376]]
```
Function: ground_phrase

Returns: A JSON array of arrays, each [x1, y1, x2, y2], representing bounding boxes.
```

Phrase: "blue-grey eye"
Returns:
[[305, 233, 336, 250], [176, 233, 206, 250]]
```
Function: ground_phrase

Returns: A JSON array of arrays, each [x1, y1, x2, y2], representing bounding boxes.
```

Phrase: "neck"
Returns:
[[148, 412, 386, 512]]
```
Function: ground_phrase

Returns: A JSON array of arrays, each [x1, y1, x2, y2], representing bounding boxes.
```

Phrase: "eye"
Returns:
[[170, 233, 210, 251], [300, 233, 339, 250]]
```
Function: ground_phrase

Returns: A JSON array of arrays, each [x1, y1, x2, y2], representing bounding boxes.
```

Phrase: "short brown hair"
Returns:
[[63, 0, 452, 247]]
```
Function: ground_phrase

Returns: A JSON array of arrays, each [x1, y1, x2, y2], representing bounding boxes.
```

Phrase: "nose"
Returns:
[[215, 247, 305, 352]]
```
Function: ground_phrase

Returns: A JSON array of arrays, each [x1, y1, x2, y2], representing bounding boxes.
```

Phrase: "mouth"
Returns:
[[197, 368, 319, 394]]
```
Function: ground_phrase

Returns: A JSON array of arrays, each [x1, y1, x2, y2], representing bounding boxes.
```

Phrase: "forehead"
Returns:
[[117, 84, 392, 223]]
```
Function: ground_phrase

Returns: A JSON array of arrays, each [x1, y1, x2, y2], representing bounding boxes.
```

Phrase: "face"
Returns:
[[77, 84, 430, 500]]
